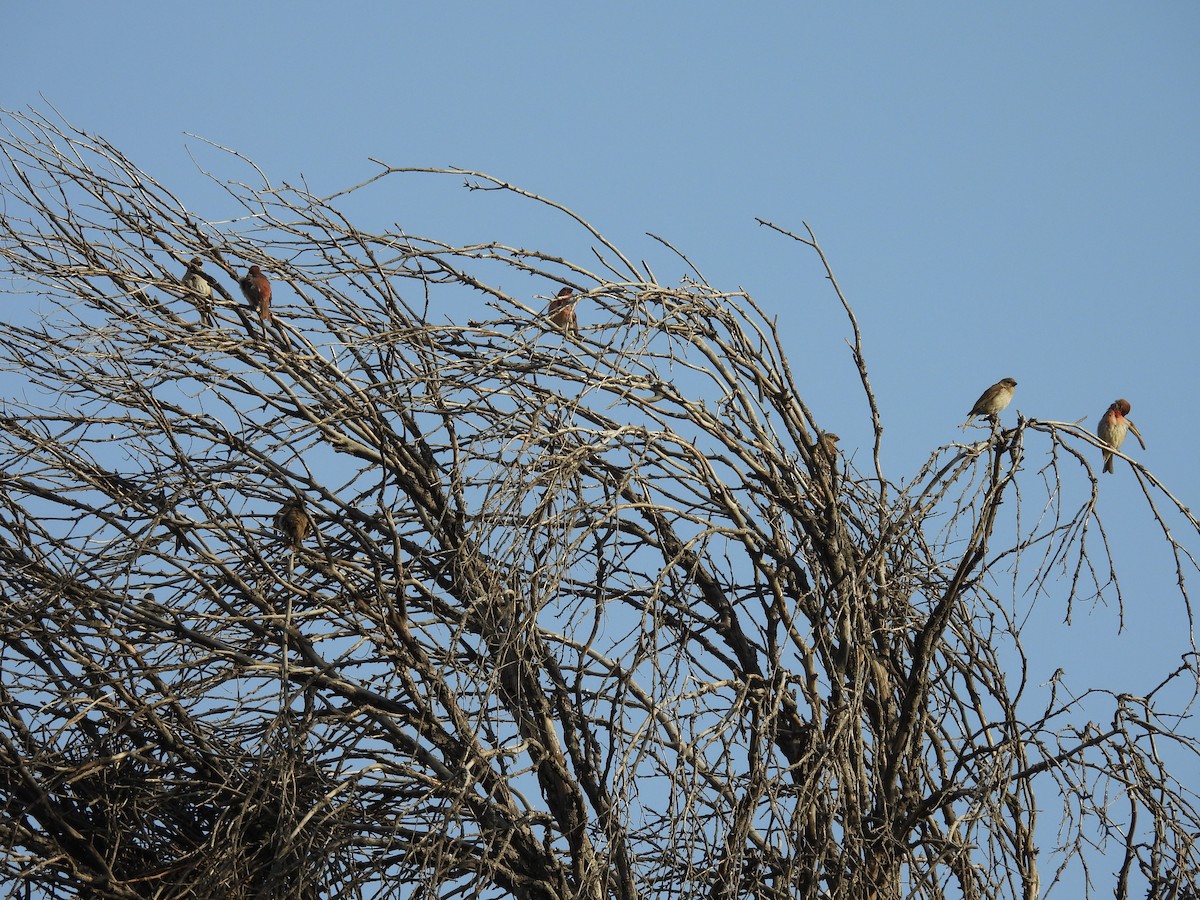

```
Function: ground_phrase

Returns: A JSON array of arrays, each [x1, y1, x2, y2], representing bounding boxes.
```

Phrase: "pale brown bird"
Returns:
[[181, 257, 214, 324], [548, 287, 579, 337], [273, 498, 312, 550], [239, 265, 272, 323], [963, 377, 1018, 428], [818, 432, 841, 462], [1097, 398, 1146, 474]]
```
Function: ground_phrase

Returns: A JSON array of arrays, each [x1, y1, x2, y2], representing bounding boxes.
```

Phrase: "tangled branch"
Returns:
[[0, 108, 1197, 900]]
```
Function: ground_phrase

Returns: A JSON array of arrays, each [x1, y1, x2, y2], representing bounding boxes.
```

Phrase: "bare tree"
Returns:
[[0, 108, 1197, 900]]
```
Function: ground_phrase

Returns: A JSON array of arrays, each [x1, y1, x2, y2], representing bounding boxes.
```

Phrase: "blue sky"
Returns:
[[4, 1, 1199, 892], [9, 3, 1191, 477], [6, 1, 1179, 612]]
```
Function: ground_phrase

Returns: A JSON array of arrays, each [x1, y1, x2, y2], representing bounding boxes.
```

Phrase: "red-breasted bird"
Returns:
[[548, 287, 579, 337], [273, 498, 312, 550], [1097, 398, 1146, 474], [181, 257, 214, 324], [239, 265, 272, 323], [963, 377, 1018, 428]]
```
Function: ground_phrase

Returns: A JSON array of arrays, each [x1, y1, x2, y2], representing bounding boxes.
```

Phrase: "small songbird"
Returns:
[[1097, 398, 1146, 474], [181, 257, 214, 324], [273, 498, 312, 550], [548, 287, 579, 337], [818, 432, 841, 463], [239, 265, 272, 323], [964, 377, 1018, 428]]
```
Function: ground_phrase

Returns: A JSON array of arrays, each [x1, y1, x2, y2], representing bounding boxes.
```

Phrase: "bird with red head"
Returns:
[[548, 287, 579, 337], [239, 265, 272, 323], [1097, 398, 1146, 474]]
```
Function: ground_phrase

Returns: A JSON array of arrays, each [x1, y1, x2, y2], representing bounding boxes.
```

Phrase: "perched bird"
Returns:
[[814, 431, 841, 480], [1097, 398, 1146, 474], [273, 498, 312, 550], [818, 432, 841, 463], [239, 265, 272, 323], [963, 377, 1018, 428], [181, 257, 214, 324], [548, 287, 579, 337]]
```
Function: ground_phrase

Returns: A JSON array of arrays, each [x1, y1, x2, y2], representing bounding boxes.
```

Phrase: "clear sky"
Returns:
[[4, 2, 1199, 894], [5, 5, 1196, 466]]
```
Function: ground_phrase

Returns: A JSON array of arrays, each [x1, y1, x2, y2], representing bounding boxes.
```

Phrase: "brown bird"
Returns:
[[548, 287, 579, 337], [273, 498, 312, 550], [239, 265, 272, 323], [818, 432, 841, 462], [181, 257, 214, 324], [1097, 398, 1146, 474], [963, 377, 1018, 428]]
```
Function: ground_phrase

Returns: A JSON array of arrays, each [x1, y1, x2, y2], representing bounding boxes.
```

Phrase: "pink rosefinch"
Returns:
[[239, 265, 272, 323], [274, 498, 312, 549], [1097, 398, 1146, 474], [548, 287, 579, 337], [963, 377, 1018, 428]]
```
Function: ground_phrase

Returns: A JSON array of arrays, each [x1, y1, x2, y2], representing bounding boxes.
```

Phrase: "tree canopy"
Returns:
[[1, 108, 1197, 900]]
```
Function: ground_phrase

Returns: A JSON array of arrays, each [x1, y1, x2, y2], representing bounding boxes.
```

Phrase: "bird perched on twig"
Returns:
[[818, 432, 841, 463], [1097, 398, 1146, 474], [548, 287, 579, 337], [273, 498, 312, 550], [181, 257, 215, 325], [239, 265, 272, 323], [963, 377, 1018, 428]]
